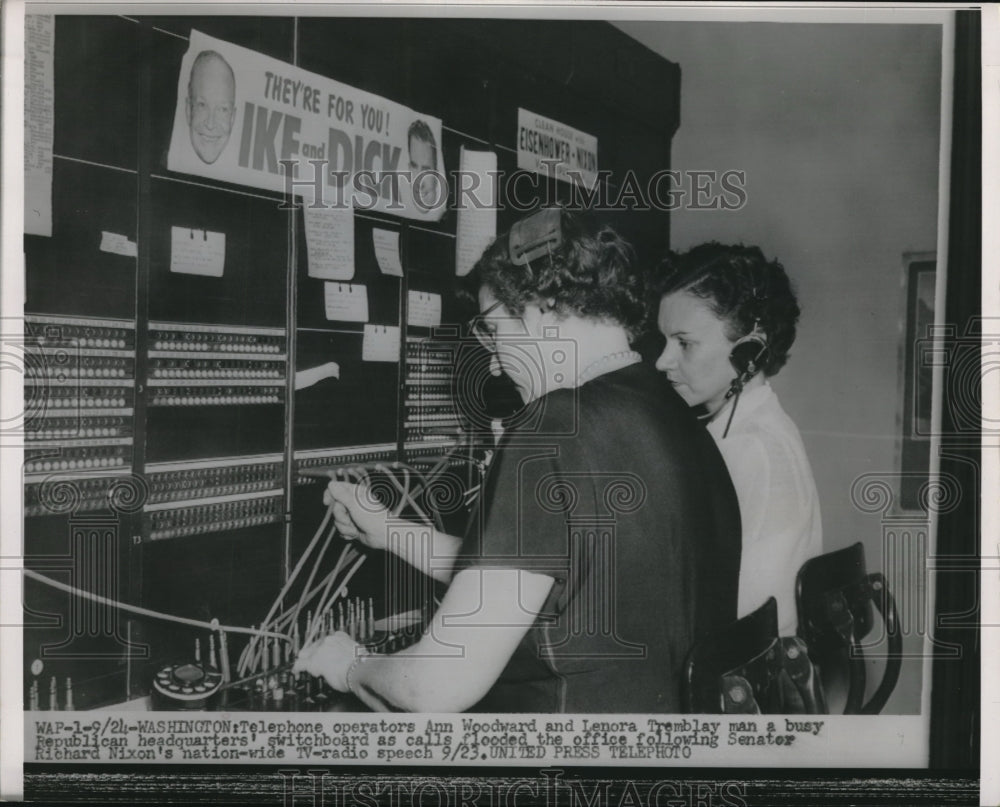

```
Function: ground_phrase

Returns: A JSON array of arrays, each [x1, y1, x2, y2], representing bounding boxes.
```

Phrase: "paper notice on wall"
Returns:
[[455, 147, 497, 277], [24, 15, 55, 237], [100, 232, 138, 258], [407, 291, 442, 328], [323, 282, 369, 322], [362, 324, 400, 362], [517, 108, 598, 189], [304, 205, 355, 280], [372, 229, 403, 276], [170, 227, 226, 277]]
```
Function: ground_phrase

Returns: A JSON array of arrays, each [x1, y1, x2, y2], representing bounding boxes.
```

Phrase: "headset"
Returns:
[[508, 207, 563, 269], [727, 320, 769, 397], [717, 318, 769, 439]]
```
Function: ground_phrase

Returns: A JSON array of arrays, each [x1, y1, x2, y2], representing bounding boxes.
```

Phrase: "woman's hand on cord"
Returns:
[[324, 479, 394, 551], [293, 631, 361, 692]]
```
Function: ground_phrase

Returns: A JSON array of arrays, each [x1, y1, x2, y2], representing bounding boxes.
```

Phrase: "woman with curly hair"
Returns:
[[294, 209, 741, 712], [653, 242, 822, 635]]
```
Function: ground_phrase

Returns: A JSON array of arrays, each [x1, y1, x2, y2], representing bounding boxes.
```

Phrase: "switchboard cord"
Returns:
[[22, 567, 289, 642], [237, 497, 366, 677]]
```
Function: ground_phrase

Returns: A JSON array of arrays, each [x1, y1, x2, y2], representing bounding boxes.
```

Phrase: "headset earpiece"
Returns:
[[728, 322, 769, 380]]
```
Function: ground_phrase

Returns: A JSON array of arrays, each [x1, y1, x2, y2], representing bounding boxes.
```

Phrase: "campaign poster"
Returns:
[[168, 30, 446, 222]]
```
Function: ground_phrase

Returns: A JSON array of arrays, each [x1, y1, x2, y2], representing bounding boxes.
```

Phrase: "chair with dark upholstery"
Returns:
[[795, 541, 902, 715], [683, 597, 783, 713], [684, 541, 902, 714]]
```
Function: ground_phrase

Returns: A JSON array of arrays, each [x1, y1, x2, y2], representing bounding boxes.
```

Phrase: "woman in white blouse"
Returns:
[[652, 242, 823, 635]]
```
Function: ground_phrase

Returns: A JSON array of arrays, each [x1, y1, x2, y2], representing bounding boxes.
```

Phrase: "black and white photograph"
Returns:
[[0, 2, 990, 804]]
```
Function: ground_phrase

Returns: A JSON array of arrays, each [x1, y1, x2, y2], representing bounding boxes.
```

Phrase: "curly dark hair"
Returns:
[[460, 208, 646, 337], [651, 242, 801, 376]]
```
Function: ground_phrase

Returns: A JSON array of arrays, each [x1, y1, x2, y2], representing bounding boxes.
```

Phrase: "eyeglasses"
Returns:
[[467, 300, 503, 350]]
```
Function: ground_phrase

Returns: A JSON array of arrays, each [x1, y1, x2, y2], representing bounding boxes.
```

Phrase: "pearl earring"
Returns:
[[490, 354, 502, 377]]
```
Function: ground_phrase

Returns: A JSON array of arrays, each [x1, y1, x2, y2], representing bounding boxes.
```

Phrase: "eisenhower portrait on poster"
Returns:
[[186, 50, 237, 165]]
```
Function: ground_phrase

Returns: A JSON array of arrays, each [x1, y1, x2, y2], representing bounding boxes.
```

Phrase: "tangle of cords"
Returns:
[[238, 465, 375, 678], [26, 461, 448, 685], [235, 459, 440, 676]]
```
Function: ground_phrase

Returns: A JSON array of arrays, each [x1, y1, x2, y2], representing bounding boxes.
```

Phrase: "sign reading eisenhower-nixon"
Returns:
[[517, 108, 598, 190], [168, 30, 446, 222]]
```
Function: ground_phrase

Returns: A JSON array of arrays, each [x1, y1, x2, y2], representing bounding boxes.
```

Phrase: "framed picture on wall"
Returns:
[[898, 252, 936, 511]]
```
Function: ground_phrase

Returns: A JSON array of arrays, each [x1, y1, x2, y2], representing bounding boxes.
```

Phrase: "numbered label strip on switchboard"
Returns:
[[404, 338, 460, 446], [147, 385, 283, 406], [143, 491, 284, 541], [23, 315, 137, 489], [145, 454, 285, 504], [25, 314, 136, 350], [148, 321, 287, 406], [142, 454, 285, 542], [149, 321, 286, 356], [26, 411, 133, 441], [24, 471, 135, 517], [24, 443, 133, 477], [293, 444, 397, 485]]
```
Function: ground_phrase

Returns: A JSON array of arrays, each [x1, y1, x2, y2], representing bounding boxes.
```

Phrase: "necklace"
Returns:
[[577, 350, 642, 386]]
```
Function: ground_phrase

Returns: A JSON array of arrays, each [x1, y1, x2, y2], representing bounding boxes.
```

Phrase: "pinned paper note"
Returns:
[[372, 229, 403, 276], [455, 147, 498, 277], [324, 282, 369, 322], [362, 324, 401, 362], [304, 205, 355, 280], [407, 291, 442, 328], [24, 15, 54, 237], [170, 227, 226, 277], [100, 231, 137, 258]]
